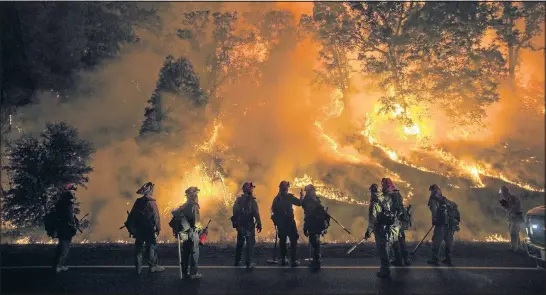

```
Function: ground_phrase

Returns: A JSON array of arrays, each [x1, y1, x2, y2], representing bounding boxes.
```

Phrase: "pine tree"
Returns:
[[139, 55, 207, 136]]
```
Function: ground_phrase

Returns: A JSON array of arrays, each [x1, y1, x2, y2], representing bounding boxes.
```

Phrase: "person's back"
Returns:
[[52, 184, 79, 273], [270, 181, 302, 267], [427, 184, 455, 266], [232, 182, 261, 268], [301, 185, 328, 269], [233, 194, 259, 230], [130, 182, 164, 274], [55, 192, 77, 239]]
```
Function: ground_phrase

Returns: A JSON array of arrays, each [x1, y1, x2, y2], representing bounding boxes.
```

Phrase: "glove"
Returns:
[[202, 228, 208, 235], [364, 230, 371, 240], [256, 224, 262, 233]]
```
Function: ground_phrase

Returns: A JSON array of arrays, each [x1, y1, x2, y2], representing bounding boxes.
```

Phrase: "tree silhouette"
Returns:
[[2, 122, 94, 227]]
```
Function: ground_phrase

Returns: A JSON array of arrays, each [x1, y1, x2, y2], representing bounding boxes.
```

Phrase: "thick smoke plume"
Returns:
[[5, 3, 544, 243]]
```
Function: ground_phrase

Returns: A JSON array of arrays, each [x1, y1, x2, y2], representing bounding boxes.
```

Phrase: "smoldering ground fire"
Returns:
[[1, 2, 544, 244]]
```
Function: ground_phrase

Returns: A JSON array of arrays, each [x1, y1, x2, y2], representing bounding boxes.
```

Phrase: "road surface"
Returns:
[[2, 242, 544, 294]]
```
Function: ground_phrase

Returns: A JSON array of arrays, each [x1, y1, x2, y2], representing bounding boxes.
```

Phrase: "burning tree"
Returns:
[[304, 2, 506, 126], [2, 122, 94, 227], [490, 2, 545, 81]]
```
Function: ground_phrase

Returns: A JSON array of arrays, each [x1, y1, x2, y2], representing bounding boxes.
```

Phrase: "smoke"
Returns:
[[5, 3, 544, 243]]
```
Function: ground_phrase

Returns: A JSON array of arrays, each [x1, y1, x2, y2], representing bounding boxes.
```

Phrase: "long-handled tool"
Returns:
[[177, 232, 183, 279], [328, 213, 351, 235], [346, 234, 369, 255], [266, 226, 280, 264], [410, 225, 434, 258], [119, 211, 130, 230]]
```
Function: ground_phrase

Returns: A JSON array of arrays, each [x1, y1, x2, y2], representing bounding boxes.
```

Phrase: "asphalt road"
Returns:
[[2, 242, 544, 295]]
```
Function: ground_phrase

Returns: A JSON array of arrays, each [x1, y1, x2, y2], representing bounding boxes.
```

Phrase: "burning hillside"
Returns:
[[1, 2, 544, 244]]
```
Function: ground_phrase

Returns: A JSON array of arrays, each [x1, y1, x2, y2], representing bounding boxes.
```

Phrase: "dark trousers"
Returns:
[[181, 231, 200, 275], [135, 235, 158, 269], [392, 230, 409, 263], [308, 233, 321, 262], [374, 230, 391, 273], [430, 225, 454, 261], [235, 229, 255, 265], [53, 238, 72, 268], [278, 221, 299, 262]]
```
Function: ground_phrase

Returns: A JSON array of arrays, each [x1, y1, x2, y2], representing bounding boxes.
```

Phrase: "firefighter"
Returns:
[[499, 186, 524, 252], [365, 184, 399, 278], [381, 178, 411, 266], [232, 182, 262, 269], [52, 184, 79, 273], [271, 181, 302, 267], [301, 184, 329, 270], [127, 182, 164, 274], [427, 184, 460, 266], [172, 186, 205, 279]]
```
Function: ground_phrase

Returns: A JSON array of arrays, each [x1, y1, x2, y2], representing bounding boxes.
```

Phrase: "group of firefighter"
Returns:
[[49, 178, 525, 279]]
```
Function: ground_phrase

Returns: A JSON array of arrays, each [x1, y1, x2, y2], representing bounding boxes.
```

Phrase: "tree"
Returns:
[[177, 11, 258, 107], [305, 2, 506, 126], [491, 2, 545, 81], [0, 2, 160, 136], [139, 55, 207, 136], [300, 3, 356, 112], [2, 122, 94, 227]]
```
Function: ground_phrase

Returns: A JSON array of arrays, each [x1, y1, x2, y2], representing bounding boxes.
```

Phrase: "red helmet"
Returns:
[[381, 178, 394, 189], [64, 184, 77, 191]]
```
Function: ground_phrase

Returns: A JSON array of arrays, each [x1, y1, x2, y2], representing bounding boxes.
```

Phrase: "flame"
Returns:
[[315, 121, 367, 164], [473, 233, 510, 243], [293, 174, 368, 206], [197, 119, 223, 153]]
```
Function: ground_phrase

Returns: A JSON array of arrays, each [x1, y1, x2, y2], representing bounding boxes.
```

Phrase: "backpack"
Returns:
[[232, 197, 255, 229], [447, 200, 460, 231], [436, 197, 460, 231], [377, 198, 396, 226], [124, 198, 153, 236], [169, 205, 192, 240], [44, 208, 59, 238]]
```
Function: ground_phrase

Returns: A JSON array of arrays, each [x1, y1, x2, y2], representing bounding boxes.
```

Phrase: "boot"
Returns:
[[404, 257, 412, 266], [190, 273, 203, 280], [246, 262, 256, 269], [291, 260, 300, 268], [235, 247, 242, 267], [281, 257, 289, 266], [150, 265, 165, 273]]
